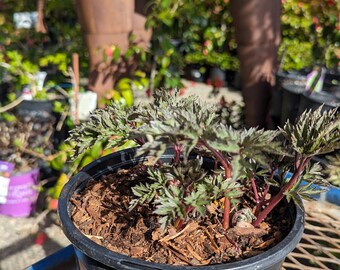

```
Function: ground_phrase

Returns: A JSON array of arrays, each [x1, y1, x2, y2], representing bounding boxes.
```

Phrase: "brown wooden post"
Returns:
[[74, 0, 151, 97], [230, 0, 281, 128]]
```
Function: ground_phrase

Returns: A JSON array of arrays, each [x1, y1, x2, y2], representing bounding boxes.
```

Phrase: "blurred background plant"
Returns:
[[0, 0, 87, 75], [280, 0, 339, 71]]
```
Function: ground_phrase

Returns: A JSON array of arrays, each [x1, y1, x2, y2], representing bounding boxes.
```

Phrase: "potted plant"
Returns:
[[58, 90, 339, 269], [0, 113, 46, 217], [0, 50, 73, 145]]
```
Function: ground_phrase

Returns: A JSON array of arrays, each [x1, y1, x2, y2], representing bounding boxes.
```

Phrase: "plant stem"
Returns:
[[222, 197, 231, 229], [251, 177, 260, 204], [200, 140, 232, 229], [134, 137, 145, 146], [253, 157, 309, 227], [174, 144, 183, 164], [200, 140, 231, 178], [255, 184, 270, 216], [255, 166, 275, 216], [174, 205, 194, 230]]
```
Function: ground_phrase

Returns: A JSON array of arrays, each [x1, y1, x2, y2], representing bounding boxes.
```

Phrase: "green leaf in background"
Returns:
[[50, 151, 68, 171], [90, 142, 103, 158], [79, 155, 95, 169], [112, 47, 121, 62], [161, 57, 170, 69], [13, 138, 23, 148]]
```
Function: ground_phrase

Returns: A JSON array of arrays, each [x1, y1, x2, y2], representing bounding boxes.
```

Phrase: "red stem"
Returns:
[[134, 138, 145, 146], [174, 144, 183, 164], [255, 167, 275, 216], [200, 140, 231, 178], [251, 177, 260, 204], [174, 205, 194, 230], [252, 158, 309, 227], [200, 140, 232, 229]]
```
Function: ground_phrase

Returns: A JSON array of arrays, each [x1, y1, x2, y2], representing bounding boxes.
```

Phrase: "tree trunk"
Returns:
[[230, 0, 281, 128]]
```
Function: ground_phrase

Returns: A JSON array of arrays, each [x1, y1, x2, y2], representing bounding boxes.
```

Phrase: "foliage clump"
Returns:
[[69, 90, 340, 231]]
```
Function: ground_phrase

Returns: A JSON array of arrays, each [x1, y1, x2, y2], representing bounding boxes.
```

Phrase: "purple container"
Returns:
[[0, 169, 39, 217]]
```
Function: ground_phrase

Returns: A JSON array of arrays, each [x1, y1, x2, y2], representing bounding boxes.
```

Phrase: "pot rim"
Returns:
[[58, 148, 305, 270]]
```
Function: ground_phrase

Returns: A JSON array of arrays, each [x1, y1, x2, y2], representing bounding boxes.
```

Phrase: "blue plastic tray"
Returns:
[[27, 245, 78, 270]]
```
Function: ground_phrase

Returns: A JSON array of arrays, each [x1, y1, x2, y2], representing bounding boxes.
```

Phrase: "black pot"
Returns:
[[225, 70, 241, 91], [280, 82, 306, 126], [59, 148, 305, 270], [16, 99, 56, 122], [323, 70, 340, 98], [183, 65, 207, 83], [298, 91, 340, 116], [208, 66, 226, 86], [16, 97, 69, 147], [0, 82, 13, 106], [271, 70, 307, 127]]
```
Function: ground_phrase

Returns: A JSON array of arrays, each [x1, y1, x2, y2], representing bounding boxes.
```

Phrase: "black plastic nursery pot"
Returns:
[[323, 70, 340, 99], [58, 148, 305, 270], [208, 66, 227, 86], [225, 70, 241, 91], [16, 97, 69, 147], [271, 70, 307, 127], [298, 91, 340, 116], [280, 82, 306, 126], [183, 64, 208, 83], [16, 99, 56, 122]]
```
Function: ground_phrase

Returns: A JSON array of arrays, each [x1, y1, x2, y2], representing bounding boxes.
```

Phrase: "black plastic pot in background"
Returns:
[[225, 70, 241, 91], [298, 91, 340, 116], [207, 66, 226, 86], [16, 96, 69, 148], [16, 99, 56, 122], [0, 82, 13, 106], [323, 70, 340, 99], [59, 148, 305, 270], [280, 82, 306, 127], [270, 70, 307, 128], [183, 64, 208, 83]]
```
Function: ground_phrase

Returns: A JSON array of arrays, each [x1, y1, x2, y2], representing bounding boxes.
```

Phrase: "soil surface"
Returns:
[[70, 164, 293, 266]]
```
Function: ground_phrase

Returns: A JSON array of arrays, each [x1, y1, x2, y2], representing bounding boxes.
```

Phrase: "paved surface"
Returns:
[[0, 211, 71, 270], [0, 81, 242, 270]]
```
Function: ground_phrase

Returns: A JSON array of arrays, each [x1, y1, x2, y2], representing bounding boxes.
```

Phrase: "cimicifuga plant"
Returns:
[[69, 90, 340, 231]]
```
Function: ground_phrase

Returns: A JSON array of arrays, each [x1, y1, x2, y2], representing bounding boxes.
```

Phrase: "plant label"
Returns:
[[13, 12, 38, 29], [35, 71, 48, 91], [0, 176, 10, 203], [70, 91, 98, 121]]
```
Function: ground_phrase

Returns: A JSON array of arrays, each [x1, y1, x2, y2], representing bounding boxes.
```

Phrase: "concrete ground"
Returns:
[[0, 81, 243, 270]]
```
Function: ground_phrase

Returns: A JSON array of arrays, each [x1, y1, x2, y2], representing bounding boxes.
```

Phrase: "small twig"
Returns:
[[203, 228, 221, 256], [0, 95, 24, 113], [69, 53, 80, 125], [53, 85, 70, 98], [30, 209, 50, 233], [159, 223, 193, 242], [56, 105, 70, 131], [159, 242, 192, 265], [225, 232, 242, 255]]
